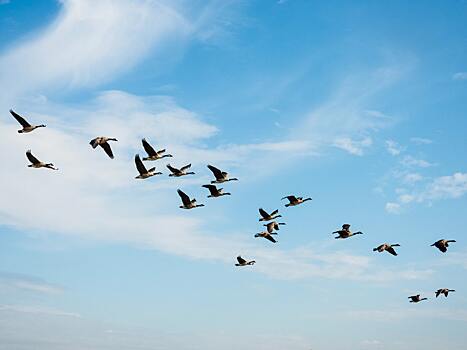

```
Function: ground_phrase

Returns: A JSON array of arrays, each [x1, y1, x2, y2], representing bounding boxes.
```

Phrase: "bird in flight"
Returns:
[[281, 195, 312, 207], [202, 184, 231, 198], [141, 138, 173, 161], [10, 109, 46, 133], [26, 150, 58, 170], [167, 164, 195, 177], [134, 154, 162, 179], [435, 288, 455, 298], [373, 243, 400, 256], [254, 231, 277, 243], [235, 256, 256, 266], [207, 165, 238, 184], [263, 221, 286, 234], [258, 208, 282, 222], [431, 239, 456, 253], [89, 137, 118, 159], [177, 189, 204, 209], [408, 294, 427, 303], [332, 224, 363, 239]]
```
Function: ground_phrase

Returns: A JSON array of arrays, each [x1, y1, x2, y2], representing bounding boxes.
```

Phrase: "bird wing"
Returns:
[[99, 142, 114, 159], [142, 138, 157, 157], [237, 256, 246, 264], [202, 184, 217, 195], [26, 150, 40, 164], [166, 164, 180, 174], [180, 164, 192, 172], [10, 109, 31, 127], [177, 189, 191, 206], [134, 154, 147, 174], [282, 195, 297, 202], [89, 138, 99, 148], [435, 290, 441, 297], [438, 245, 447, 253], [207, 164, 223, 179], [265, 222, 274, 233], [270, 209, 279, 216], [386, 246, 398, 256], [265, 234, 277, 243], [259, 208, 269, 219], [342, 224, 351, 230]]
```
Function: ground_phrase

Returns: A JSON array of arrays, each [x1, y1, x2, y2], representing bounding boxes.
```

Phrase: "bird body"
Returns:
[[258, 208, 282, 222], [408, 295, 427, 303], [177, 189, 204, 209], [281, 195, 312, 207], [10, 109, 46, 133], [167, 164, 195, 177], [26, 150, 57, 170], [431, 239, 456, 253], [332, 224, 363, 239], [373, 243, 400, 256], [435, 288, 455, 298], [235, 256, 256, 266], [254, 231, 277, 243], [134, 154, 161, 179], [207, 164, 238, 184], [141, 138, 172, 161], [202, 184, 230, 198], [264, 221, 286, 234], [89, 137, 117, 159]]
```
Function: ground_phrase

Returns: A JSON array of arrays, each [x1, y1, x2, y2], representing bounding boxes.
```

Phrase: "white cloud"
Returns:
[[400, 155, 434, 168], [0, 272, 63, 295], [333, 136, 372, 156], [385, 202, 401, 214], [452, 72, 467, 80], [422, 172, 467, 200], [385, 139, 403, 156], [410, 137, 432, 145], [403, 172, 423, 184]]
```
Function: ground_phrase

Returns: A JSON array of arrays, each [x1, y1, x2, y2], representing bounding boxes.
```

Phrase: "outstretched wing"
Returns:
[[142, 138, 157, 157], [10, 109, 31, 128], [342, 224, 351, 230], [166, 164, 179, 174], [26, 150, 40, 164], [435, 290, 441, 297], [259, 208, 269, 219], [264, 234, 277, 243], [207, 164, 223, 179], [180, 164, 192, 172], [386, 246, 398, 256], [282, 195, 297, 202], [177, 189, 191, 206], [100, 142, 114, 159], [134, 154, 147, 174], [89, 138, 99, 148], [202, 184, 217, 195], [270, 209, 279, 216], [236, 256, 246, 264]]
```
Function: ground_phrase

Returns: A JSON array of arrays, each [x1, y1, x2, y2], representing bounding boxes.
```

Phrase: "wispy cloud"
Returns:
[[410, 137, 432, 145], [0, 272, 63, 295], [452, 72, 467, 80], [385, 139, 403, 156], [0, 304, 80, 318], [333, 136, 373, 156]]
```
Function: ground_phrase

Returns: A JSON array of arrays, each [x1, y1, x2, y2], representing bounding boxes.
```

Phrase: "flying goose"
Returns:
[[373, 243, 400, 256], [431, 239, 456, 253], [207, 164, 238, 184], [141, 138, 173, 161], [332, 224, 363, 239], [435, 288, 455, 298], [281, 195, 312, 207], [26, 150, 57, 170], [202, 184, 231, 198], [167, 163, 195, 177], [254, 231, 277, 243], [134, 154, 162, 179], [89, 137, 117, 159], [177, 189, 204, 209], [263, 221, 286, 233], [258, 208, 282, 222], [10, 109, 46, 133], [235, 256, 256, 266], [408, 294, 427, 303]]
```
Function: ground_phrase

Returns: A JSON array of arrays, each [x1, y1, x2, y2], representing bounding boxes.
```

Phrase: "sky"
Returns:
[[0, 0, 467, 349]]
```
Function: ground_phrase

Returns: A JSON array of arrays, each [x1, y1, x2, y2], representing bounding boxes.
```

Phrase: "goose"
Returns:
[[431, 239, 456, 253], [202, 184, 231, 198], [408, 294, 427, 303], [167, 163, 195, 177], [207, 164, 238, 184], [10, 109, 46, 133], [177, 189, 204, 209], [258, 208, 282, 222], [235, 256, 256, 266], [263, 221, 286, 233], [435, 288, 455, 298], [332, 224, 363, 239], [373, 243, 400, 256], [254, 231, 277, 243], [281, 195, 312, 207], [134, 154, 162, 179], [142, 138, 172, 160], [26, 150, 57, 170], [89, 137, 117, 159]]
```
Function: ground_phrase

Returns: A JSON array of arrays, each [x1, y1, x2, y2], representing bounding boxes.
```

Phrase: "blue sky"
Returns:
[[0, 1, 467, 349]]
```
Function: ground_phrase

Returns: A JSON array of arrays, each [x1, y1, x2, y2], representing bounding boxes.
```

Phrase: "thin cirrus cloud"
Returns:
[[0, 272, 64, 295]]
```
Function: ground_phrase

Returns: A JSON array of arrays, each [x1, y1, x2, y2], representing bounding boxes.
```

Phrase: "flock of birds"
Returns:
[[10, 109, 458, 303]]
